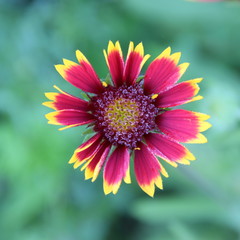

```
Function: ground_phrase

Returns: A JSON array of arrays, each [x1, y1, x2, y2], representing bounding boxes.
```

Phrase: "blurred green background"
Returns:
[[1, 0, 240, 239]]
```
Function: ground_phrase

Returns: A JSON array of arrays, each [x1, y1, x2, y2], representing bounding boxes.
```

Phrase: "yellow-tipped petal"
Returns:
[[73, 160, 83, 169], [199, 122, 212, 132], [92, 164, 101, 182], [103, 182, 112, 195], [76, 50, 90, 64], [156, 47, 171, 60], [63, 59, 78, 67], [197, 133, 208, 143], [85, 167, 94, 180], [107, 41, 115, 54], [177, 159, 190, 165], [53, 85, 66, 94], [124, 167, 131, 184], [190, 95, 204, 103], [103, 49, 109, 68], [185, 149, 196, 161], [170, 52, 181, 65], [45, 112, 59, 125], [160, 163, 169, 178], [115, 41, 123, 57], [58, 124, 81, 131], [42, 101, 56, 110], [80, 160, 91, 171], [55, 64, 67, 79], [45, 92, 58, 101], [155, 176, 163, 190], [69, 153, 77, 164], [186, 78, 203, 84], [74, 134, 101, 153], [187, 133, 208, 144], [134, 42, 144, 56], [112, 182, 121, 195], [103, 180, 122, 195], [140, 54, 151, 69], [140, 183, 155, 197], [162, 158, 178, 168], [195, 112, 211, 121], [126, 41, 134, 59], [179, 62, 190, 77]]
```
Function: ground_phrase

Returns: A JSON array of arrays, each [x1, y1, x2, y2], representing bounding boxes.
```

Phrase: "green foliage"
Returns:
[[0, 0, 240, 239]]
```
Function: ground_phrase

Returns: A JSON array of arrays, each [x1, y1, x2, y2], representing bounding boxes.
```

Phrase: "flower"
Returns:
[[43, 41, 211, 197]]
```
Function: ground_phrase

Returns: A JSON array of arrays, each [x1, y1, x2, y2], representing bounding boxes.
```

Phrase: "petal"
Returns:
[[103, 41, 124, 87], [155, 78, 203, 108], [68, 134, 103, 169], [84, 141, 111, 181], [144, 47, 189, 94], [55, 52, 104, 94], [103, 145, 130, 195], [43, 85, 89, 111], [134, 142, 166, 197], [145, 133, 196, 166], [45, 109, 94, 130], [123, 42, 150, 85], [156, 110, 211, 143], [74, 133, 102, 153]]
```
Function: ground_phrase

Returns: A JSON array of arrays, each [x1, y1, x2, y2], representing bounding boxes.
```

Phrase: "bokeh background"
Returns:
[[1, 0, 240, 239]]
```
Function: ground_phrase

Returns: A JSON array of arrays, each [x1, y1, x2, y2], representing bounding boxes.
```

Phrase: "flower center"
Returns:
[[105, 98, 140, 132], [91, 84, 158, 148]]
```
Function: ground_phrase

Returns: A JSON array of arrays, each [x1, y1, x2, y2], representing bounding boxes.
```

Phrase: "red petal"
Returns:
[[43, 86, 89, 111], [144, 48, 189, 94], [55, 57, 104, 94], [134, 142, 164, 197], [75, 133, 102, 152], [45, 109, 94, 130], [69, 134, 103, 169], [123, 42, 150, 85], [103, 145, 130, 194], [156, 110, 210, 143], [104, 41, 124, 87], [145, 133, 195, 165], [84, 141, 111, 181], [155, 79, 203, 108]]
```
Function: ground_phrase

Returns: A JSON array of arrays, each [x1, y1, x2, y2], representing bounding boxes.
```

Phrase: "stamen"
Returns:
[[102, 81, 108, 87], [151, 94, 158, 99]]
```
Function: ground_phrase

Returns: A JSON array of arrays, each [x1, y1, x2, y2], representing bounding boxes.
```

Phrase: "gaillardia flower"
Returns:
[[43, 41, 211, 197]]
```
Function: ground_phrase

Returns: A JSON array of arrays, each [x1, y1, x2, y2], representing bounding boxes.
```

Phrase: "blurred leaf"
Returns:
[[130, 195, 225, 224]]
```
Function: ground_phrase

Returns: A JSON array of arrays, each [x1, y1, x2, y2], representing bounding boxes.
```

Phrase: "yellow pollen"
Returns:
[[134, 147, 141, 150], [102, 81, 108, 87], [104, 98, 140, 132], [151, 94, 158, 99]]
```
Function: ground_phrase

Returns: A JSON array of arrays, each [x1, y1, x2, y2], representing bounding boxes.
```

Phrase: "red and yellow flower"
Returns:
[[43, 41, 211, 197]]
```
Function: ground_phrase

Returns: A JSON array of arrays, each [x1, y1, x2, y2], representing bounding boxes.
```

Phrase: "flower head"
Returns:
[[43, 41, 211, 197]]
